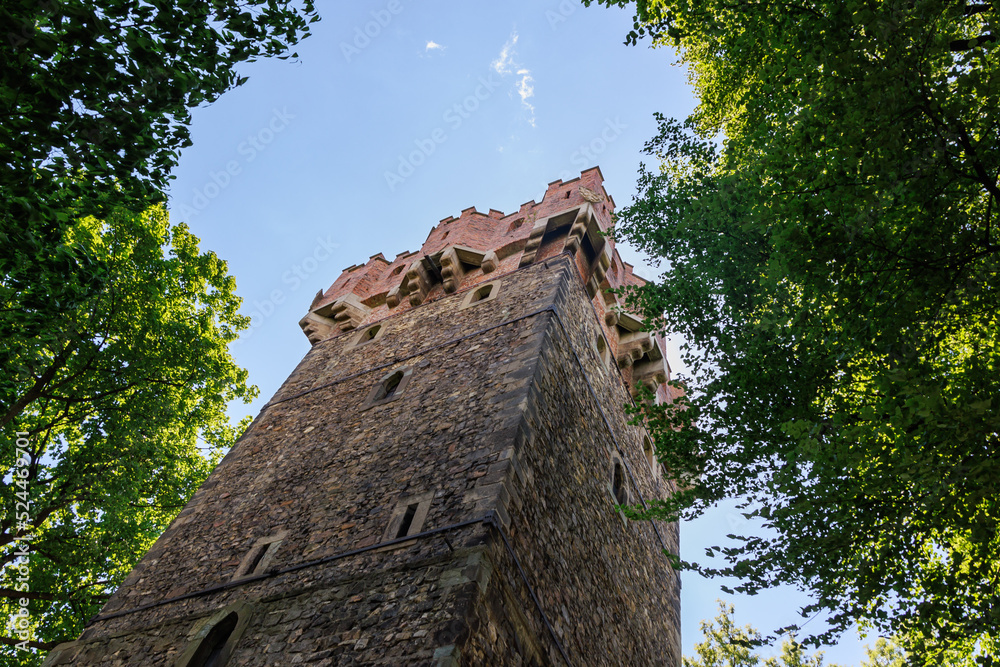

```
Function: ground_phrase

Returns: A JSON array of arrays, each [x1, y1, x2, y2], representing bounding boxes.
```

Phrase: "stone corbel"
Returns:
[[564, 204, 593, 256], [617, 331, 654, 369], [299, 312, 337, 346], [603, 291, 621, 327], [329, 293, 371, 332], [630, 376, 662, 400], [631, 356, 669, 398], [385, 283, 403, 308], [481, 250, 498, 274], [386, 269, 416, 309], [586, 246, 612, 298], [518, 215, 547, 267], [439, 246, 465, 293], [406, 259, 434, 307]]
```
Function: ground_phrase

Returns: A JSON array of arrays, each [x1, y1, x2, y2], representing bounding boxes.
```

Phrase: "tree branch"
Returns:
[[0, 588, 54, 601], [0, 635, 61, 651], [0, 344, 74, 430], [949, 33, 996, 51], [964, 3, 992, 16]]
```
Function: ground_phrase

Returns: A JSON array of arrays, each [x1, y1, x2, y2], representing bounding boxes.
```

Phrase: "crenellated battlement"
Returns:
[[299, 167, 671, 402]]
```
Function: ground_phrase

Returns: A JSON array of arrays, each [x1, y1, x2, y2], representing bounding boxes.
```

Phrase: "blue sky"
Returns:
[[166, 1, 873, 662]]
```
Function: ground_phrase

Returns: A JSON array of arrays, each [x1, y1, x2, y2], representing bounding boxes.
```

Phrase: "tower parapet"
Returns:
[[300, 167, 672, 403]]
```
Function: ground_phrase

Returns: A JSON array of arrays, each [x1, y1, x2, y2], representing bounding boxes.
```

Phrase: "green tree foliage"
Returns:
[[862, 639, 907, 667], [0, 204, 256, 664], [685, 601, 766, 667], [1, 4, 313, 660], [0, 0, 318, 664], [685, 601, 840, 667], [686, 604, 949, 667], [860, 634, 994, 666], [0, 0, 318, 226], [584, 0, 1000, 661]]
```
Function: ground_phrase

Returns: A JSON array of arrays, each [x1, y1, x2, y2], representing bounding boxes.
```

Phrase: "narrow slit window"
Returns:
[[352, 323, 385, 349], [643, 436, 656, 472], [396, 503, 419, 538], [232, 534, 284, 580], [244, 544, 269, 576], [471, 284, 493, 302], [365, 368, 412, 408], [596, 335, 610, 367], [612, 462, 627, 505], [380, 372, 403, 400], [461, 281, 502, 309], [381, 492, 434, 544], [189, 612, 239, 667]]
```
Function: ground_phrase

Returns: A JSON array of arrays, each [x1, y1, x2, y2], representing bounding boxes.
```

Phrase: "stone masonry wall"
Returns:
[[461, 256, 681, 666], [48, 169, 682, 666], [48, 260, 590, 665]]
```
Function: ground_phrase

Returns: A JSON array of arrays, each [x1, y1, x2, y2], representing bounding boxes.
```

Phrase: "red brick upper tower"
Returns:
[[300, 166, 673, 403]]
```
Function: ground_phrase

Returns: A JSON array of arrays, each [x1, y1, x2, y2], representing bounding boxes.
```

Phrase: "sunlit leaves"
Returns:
[[0, 5, 313, 658], [0, 0, 317, 229], [0, 204, 256, 664], [684, 601, 849, 667]]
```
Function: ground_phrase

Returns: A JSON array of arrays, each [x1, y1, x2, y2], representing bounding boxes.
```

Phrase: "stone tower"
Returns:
[[45, 167, 681, 666]]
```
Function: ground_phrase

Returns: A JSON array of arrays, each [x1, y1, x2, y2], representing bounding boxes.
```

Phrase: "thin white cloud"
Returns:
[[491, 32, 519, 75], [425, 40, 445, 52], [516, 70, 536, 127], [492, 31, 535, 126]]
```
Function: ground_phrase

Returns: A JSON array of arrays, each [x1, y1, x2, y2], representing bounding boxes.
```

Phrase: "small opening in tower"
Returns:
[[565, 190, 571, 199], [442, 230, 450, 240], [460, 280, 503, 309], [362, 325, 380, 342], [244, 544, 269, 576], [643, 436, 657, 473], [189, 612, 239, 667], [392, 265, 404, 275], [612, 461, 627, 505], [508, 217, 524, 233], [395, 503, 419, 538], [378, 371, 404, 401], [232, 535, 285, 580], [471, 284, 493, 303], [381, 492, 433, 543], [596, 335, 610, 366]]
